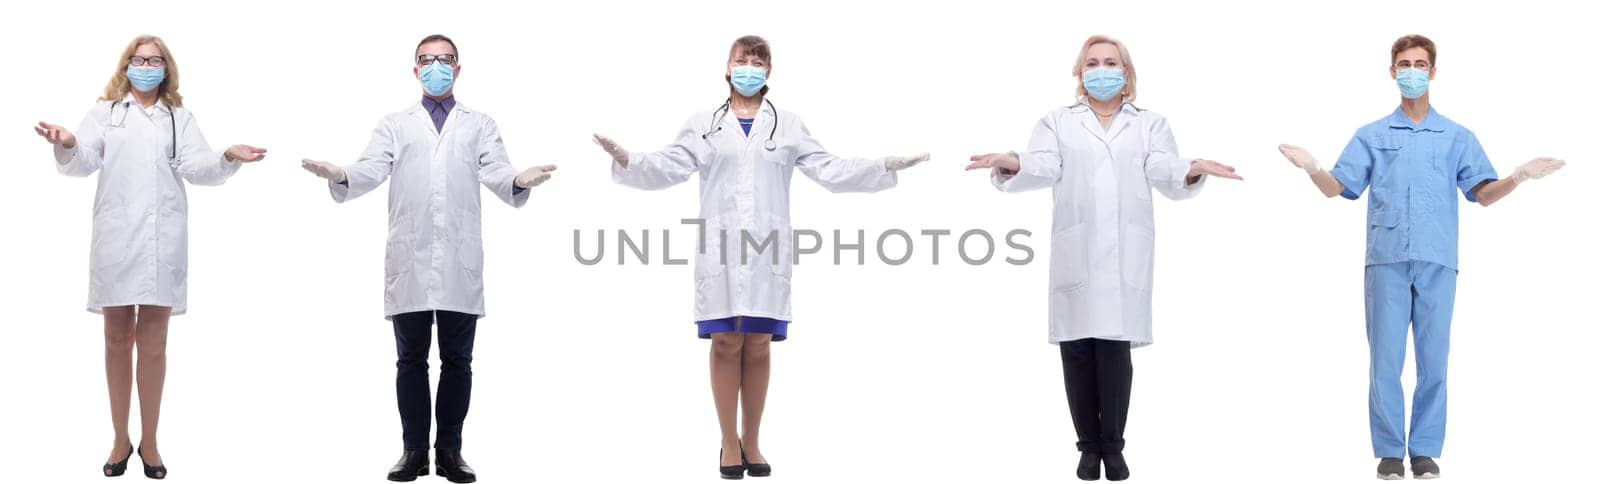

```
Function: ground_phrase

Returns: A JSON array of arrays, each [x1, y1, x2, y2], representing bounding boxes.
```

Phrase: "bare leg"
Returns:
[[739, 334, 772, 464], [103, 306, 136, 474], [710, 331, 744, 467], [134, 305, 171, 478]]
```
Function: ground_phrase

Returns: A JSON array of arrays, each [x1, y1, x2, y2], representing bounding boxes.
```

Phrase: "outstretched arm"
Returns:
[[38, 110, 103, 176], [600, 116, 703, 191], [475, 118, 549, 208], [967, 114, 1063, 193], [173, 111, 266, 186], [1472, 157, 1564, 206], [301, 118, 397, 203], [1279, 144, 1347, 198], [790, 121, 905, 193], [1146, 116, 1241, 200]]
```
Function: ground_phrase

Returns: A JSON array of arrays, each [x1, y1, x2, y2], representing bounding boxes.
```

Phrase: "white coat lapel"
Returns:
[[746, 101, 778, 150], [1105, 104, 1137, 143], [1076, 104, 1109, 145], [718, 103, 747, 145]]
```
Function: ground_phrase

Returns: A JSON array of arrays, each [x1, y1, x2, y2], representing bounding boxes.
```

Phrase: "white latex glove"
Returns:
[[34, 121, 77, 149], [1278, 144, 1322, 174], [1510, 157, 1565, 184], [593, 134, 628, 167], [515, 164, 557, 188], [964, 152, 1021, 173], [300, 159, 346, 183], [884, 152, 930, 172]]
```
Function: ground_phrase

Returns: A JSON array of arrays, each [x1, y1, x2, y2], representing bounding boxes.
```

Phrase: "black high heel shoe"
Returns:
[[136, 445, 166, 480], [741, 447, 771, 477], [103, 442, 133, 477], [719, 449, 746, 480], [1076, 451, 1102, 481]]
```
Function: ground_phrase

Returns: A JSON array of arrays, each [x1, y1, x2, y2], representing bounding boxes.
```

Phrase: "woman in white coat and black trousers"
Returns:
[[593, 35, 929, 480], [966, 35, 1242, 481], [35, 35, 267, 479]]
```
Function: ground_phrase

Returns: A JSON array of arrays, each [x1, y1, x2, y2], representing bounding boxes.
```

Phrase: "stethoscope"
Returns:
[[110, 100, 178, 162], [701, 98, 778, 151]]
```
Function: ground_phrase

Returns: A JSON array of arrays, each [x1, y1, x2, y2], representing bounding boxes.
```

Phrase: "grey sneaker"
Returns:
[[1411, 456, 1440, 480], [1377, 458, 1405, 480]]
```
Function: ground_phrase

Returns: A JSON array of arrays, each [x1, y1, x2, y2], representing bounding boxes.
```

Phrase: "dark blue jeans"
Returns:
[[393, 310, 478, 450]]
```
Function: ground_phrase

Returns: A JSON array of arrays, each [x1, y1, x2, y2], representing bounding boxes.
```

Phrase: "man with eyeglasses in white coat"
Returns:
[[300, 34, 555, 484]]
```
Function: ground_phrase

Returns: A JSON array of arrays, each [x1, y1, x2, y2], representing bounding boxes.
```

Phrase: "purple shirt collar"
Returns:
[[423, 95, 455, 132]]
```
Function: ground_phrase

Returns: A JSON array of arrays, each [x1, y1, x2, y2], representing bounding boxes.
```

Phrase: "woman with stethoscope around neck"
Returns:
[[965, 35, 1242, 481], [34, 34, 266, 480], [594, 35, 929, 480]]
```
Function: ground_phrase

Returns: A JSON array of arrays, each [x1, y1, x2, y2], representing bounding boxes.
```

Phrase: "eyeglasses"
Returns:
[[416, 54, 457, 66], [1394, 60, 1432, 70], [128, 55, 166, 67]]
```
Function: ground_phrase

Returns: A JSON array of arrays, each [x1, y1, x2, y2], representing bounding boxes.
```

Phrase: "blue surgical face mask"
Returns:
[[730, 66, 767, 97], [419, 62, 455, 97], [126, 65, 165, 93], [1396, 67, 1430, 99], [1082, 67, 1126, 102]]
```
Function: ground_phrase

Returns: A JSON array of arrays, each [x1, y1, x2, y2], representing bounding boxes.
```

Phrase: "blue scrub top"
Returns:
[[1330, 106, 1499, 270]]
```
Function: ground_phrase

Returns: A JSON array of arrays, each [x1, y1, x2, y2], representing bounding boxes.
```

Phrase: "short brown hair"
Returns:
[[417, 34, 458, 59], [1391, 35, 1436, 65], [726, 35, 771, 96]]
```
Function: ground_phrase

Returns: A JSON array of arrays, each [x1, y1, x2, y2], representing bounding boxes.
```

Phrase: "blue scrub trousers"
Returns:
[[1365, 261, 1456, 459]]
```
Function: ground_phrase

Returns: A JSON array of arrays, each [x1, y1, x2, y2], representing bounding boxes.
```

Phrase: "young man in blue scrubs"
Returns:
[[1278, 34, 1565, 480]]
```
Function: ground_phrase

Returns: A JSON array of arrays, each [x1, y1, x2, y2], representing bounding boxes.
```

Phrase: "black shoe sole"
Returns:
[[387, 466, 428, 482], [437, 469, 477, 483]]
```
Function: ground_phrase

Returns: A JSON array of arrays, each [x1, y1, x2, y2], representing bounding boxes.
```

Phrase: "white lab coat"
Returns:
[[613, 101, 897, 323], [329, 101, 528, 319], [54, 95, 241, 315], [993, 103, 1204, 347]]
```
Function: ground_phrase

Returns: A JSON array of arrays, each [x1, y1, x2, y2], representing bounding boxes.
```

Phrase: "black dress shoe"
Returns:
[[1102, 452, 1129, 481], [386, 450, 429, 482], [136, 446, 166, 480], [435, 449, 477, 483], [719, 449, 745, 480], [103, 442, 133, 477], [741, 450, 771, 477], [1076, 451, 1102, 481]]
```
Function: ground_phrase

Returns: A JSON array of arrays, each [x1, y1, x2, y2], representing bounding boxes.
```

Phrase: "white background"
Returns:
[[3, 0, 1595, 483]]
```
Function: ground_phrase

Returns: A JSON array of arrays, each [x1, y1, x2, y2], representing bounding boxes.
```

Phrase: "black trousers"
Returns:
[[1060, 338, 1132, 454], [393, 310, 478, 450]]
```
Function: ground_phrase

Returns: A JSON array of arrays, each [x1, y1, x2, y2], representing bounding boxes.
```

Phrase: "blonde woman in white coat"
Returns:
[[34, 35, 267, 479], [593, 35, 928, 479], [966, 35, 1241, 482]]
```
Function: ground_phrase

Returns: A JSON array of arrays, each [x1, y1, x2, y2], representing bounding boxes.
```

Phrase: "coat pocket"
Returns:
[[384, 236, 413, 288], [1365, 210, 1403, 262], [1050, 222, 1091, 294], [89, 207, 129, 271], [1122, 224, 1156, 292], [458, 235, 484, 277]]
